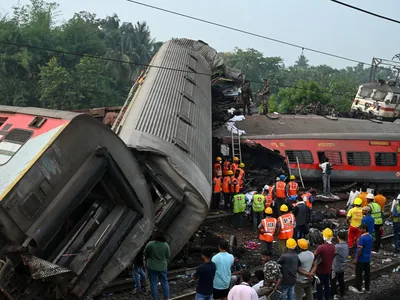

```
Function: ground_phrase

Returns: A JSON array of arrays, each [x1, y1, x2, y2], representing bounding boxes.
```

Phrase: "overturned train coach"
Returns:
[[0, 38, 236, 299], [214, 114, 400, 190]]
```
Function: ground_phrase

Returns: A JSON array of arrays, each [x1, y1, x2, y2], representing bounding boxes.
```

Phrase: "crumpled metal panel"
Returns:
[[21, 255, 72, 280]]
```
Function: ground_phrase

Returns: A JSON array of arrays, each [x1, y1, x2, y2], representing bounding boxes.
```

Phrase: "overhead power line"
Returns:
[[0, 39, 356, 98], [330, 0, 400, 25], [126, 0, 371, 66]]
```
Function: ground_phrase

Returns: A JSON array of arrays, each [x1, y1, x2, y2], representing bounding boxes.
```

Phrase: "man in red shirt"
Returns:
[[311, 228, 335, 300]]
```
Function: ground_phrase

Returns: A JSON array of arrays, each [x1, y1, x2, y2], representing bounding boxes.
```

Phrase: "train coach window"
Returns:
[[0, 129, 32, 165], [29, 116, 47, 128], [375, 152, 398, 166], [285, 150, 313, 164], [346, 152, 371, 166], [318, 151, 343, 165]]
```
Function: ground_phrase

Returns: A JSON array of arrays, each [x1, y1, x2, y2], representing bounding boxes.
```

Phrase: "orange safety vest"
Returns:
[[213, 163, 222, 177], [302, 192, 312, 209], [275, 181, 286, 198], [223, 161, 231, 176], [277, 213, 295, 240], [231, 163, 239, 173], [260, 218, 277, 242], [288, 181, 298, 197], [268, 186, 274, 197], [237, 168, 245, 181], [222, 176, 231, 193], [230, 177, 240, 193], [265, 194, 274, 207], [213, 177, 222, 193]]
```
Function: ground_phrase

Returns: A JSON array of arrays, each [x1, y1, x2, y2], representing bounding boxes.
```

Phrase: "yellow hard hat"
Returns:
[[297, 238, 309, 250], [216, 157, 222, 161], [322, 228, 333, 239], [354, 198, 362, 206], [290, 175, 296, 180], [280, 204, 288, 212], [286, 238, 297, 249], [239, 163, 245, 168], [227, 170, 234, 175], [265, 207, 273, 214], [233, 157, 239, 161]]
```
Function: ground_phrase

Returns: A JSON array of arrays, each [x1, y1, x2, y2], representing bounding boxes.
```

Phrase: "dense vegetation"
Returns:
[[0, 0, 394, 112]]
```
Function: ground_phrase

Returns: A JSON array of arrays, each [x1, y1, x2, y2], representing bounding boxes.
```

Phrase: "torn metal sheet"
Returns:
[[22, 255, 72, 280]]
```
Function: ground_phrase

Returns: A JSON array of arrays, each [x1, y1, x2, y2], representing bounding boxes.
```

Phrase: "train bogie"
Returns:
[[0, 106, 153, 299]]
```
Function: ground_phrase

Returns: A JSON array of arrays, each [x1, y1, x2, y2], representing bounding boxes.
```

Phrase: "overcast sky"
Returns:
[[1, 0, 399, 69]]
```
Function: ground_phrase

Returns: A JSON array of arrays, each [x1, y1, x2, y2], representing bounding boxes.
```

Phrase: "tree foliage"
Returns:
[[0, 0, 161, 109]]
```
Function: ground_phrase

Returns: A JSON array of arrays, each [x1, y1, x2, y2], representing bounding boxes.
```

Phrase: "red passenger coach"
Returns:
[[213, 114, 400, 185]]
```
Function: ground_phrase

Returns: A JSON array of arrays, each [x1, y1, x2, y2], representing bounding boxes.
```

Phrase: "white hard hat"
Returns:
[[366, 193, 374, 200], [276, 177, 280, 181]]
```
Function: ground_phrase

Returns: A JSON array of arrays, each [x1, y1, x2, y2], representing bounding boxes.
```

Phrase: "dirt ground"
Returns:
[[97, 199, 400, 299]]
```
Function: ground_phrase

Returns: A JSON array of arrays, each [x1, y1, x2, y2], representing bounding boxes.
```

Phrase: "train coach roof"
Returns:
[[213, 114, 400, 139], [0, 106, 80, 120], [361, 81, 400, 93]]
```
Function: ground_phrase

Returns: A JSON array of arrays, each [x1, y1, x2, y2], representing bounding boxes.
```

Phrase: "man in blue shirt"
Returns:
[[193, 248, 216, 300], [391, 198, 400, 253], [361, 206, 374, 235], [211, 240, 234, 300], [349, 224, 373, 294]]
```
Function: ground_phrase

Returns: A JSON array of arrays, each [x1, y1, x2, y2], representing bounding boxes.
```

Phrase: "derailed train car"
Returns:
[[0, 106, 154, 299], [115, 38, 239, 259]]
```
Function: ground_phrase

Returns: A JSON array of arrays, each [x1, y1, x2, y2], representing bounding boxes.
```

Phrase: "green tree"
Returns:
[[39, 57, 76, 110]]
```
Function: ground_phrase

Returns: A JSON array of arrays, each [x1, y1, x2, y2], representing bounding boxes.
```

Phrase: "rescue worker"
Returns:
[[358, 187, 368, 207], [277, 204, 295, 255], [212, 173, 223, 210], [223, 158, 232, 176], [263, 189, 274, 209], [231, 157, 240, 174], [214, 157, 223, 177], [222, 171, 233, 209], [258, 207, 277, 252], [347, 197, 363, 257], [252, 189, 265, 232], [241, 80, 253, 116], [230, 172, 240, 195], [301, 187, 314, 210], [374, 192, 387, 212], [391, 198, 400, 253], [286, 175, 298, 198], [232, 191, 246, 229], [237, 162, 245, 187], [292, 195, 310, 240], [367, 193, 383, 252], [258, 78, 270, 115], [273, 175, 287, 217]]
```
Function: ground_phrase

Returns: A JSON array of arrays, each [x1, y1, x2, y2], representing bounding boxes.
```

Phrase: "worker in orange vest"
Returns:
[[237, 162, 245, 187], [263, 189, 274, 209], [229, 171, 240, 210], [277, 204, 295, 255], [213, 157, 223, 177], [223, 158, 232, 176], [258, 207, 277, 252], [301, 187, 315, 210], [212, 174, 222, 210], [286, 175, 298, 198], [231, 157, 240, 173], [222, 170, 233, 210], [273, 175, 287, 217]]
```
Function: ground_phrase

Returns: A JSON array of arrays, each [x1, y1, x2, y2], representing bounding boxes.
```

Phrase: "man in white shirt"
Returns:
[[319, 158, 332, 195], [346, 188, 361, 212], [251, 270, 267, 300], [228, 270, 258, 300]]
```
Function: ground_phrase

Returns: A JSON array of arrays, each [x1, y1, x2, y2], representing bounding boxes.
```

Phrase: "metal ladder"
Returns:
[[231, 130, 242, 162], [295, 157, 305, 188], [111, 70, 145, 134]]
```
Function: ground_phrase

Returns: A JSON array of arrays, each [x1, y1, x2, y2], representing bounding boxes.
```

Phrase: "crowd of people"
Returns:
[[128, 157, 399, 300]]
